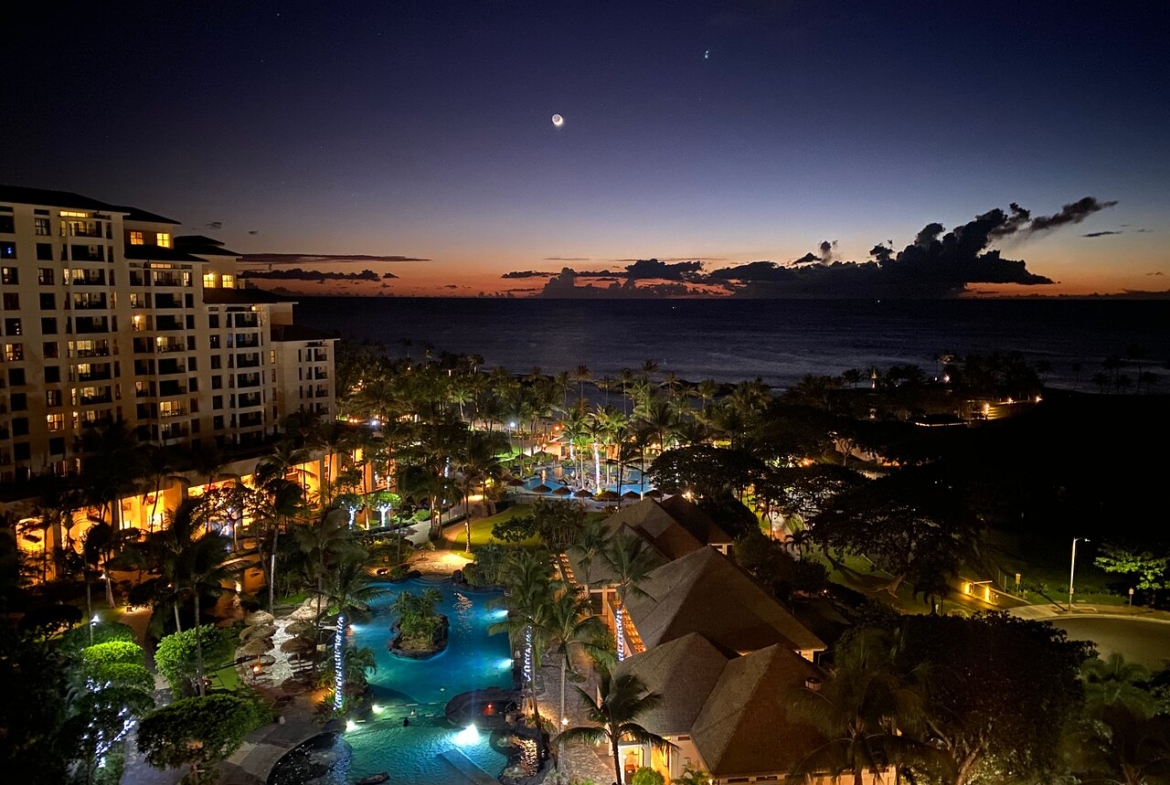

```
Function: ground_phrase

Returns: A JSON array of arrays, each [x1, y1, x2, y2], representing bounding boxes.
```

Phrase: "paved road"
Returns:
[[1047, 616, 1170, 669]]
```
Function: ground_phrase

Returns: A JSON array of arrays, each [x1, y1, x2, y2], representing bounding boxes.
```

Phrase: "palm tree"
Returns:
[[325, 556, 386, 710], [1074, 704, 1170, 785], [558, 666, 670, 785], [570, 519, 609, 591], [600, 534, 656, 660], [455, 430, 506, 552], [538, 587, 606, 725], [789, 628, 925, 785], [491, 550, 554, 719]]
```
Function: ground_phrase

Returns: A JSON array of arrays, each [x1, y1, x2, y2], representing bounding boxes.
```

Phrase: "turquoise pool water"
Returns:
[[270, 578, 515, 785]]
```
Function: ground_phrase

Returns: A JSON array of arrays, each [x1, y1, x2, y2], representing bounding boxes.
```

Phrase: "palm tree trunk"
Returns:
[[85, 574, 94, 645], [194, 592, 206, 696], [560, 653, 567, 726], [612, 735, 624, 785], [174, 601, 182, 633], [333, 611, 347, 710], [268, 525, 279, 615]]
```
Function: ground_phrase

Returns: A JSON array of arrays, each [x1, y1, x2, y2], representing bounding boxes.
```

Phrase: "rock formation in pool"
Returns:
[[388, 588, 450, 659]]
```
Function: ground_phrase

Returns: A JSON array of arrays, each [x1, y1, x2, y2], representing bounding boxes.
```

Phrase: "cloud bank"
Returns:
[[505, 197, 1116, 298]]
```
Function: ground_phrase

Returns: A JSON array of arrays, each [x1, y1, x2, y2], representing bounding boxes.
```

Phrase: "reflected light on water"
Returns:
[[454, 725, 480, 746]]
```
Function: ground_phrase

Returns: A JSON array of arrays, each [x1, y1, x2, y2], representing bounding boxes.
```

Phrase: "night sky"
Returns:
[[3, 1, 1168, 297]]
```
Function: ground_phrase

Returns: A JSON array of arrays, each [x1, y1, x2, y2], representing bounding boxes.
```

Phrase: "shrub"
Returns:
[[60, 621, 136, 654], [80, 640, 146, 668], [630, 767, 665, 785], [155, 626, 232, 695], [82, 661, 155, 695], [137, 694, 260, 779]]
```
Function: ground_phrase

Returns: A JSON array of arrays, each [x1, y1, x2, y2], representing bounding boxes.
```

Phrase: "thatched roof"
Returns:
[[280, 636, 318, 654], [285, 619, 315, 637], [241, 638, 274, 657], [594, 489, 620, 501], [644, 488, 663, 498], [614, 633, 730, 735], [691, 644, 826, 779], [658, 495, 733, 547], [551, 486, 573, 496], [239, 624, 277, 642], [602, 499, 706, 561], [532, 484, 553, 494], [244, 610, 275, 626], [573, 489, 593, 498], [624, 546, 825, 655]]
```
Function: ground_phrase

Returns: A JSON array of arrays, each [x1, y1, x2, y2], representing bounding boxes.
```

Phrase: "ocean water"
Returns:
[[295, 297, 1170, 390]]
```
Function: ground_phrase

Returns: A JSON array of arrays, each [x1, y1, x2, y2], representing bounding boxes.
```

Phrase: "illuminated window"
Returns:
[[203, 272, 217, 288], [4, 343, 22, 362], [34, 218, 50, 236], [59, 211, 89, 218], [157, 233, 171, 248], [129, 231, 144, 245], [47, 413, 65, 431], [222, 274, 235, 288]]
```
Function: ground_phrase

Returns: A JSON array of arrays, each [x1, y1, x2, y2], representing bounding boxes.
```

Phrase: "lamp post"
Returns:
[[1069, 537, 1088, 611]]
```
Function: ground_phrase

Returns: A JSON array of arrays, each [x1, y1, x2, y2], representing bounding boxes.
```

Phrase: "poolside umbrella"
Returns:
[[245, 610, 275, 626], [573, 489, 593, 498], [594, 489, 620, 501], [644, 488, 663, 499], [622, 490, 641, 500], [281, 636, 317, 656], [285, 619, 314, 637], [505, 477, 525, 487], [242, 638, 273, 658], [531, 484, 553, 494], [551, 486, 572, 496], [240, 624, 277, 642]]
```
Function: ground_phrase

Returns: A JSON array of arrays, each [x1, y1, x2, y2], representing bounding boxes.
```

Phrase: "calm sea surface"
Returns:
[[294, 297, 1170, 391]]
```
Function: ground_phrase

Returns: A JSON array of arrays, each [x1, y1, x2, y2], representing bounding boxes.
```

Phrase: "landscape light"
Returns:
[[346, 720, 358, 732], [454, 724, 480, 746]]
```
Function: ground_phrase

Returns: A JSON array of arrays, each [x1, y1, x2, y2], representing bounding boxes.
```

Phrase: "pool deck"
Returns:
[[219, 716, 342, 785]]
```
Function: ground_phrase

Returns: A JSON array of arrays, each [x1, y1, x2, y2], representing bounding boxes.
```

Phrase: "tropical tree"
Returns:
[[324, 557, 385, 710], [538, 586, 606, 725], [558, 667, 670, 785], [570, 519, 609, 591], [601, 534, 656, 660], [789, 626, 925, 785], [137, 694, 259, 785], [491, 550, 554, 718]]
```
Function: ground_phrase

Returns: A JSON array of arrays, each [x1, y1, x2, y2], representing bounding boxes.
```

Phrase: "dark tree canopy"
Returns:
[[648, 445, 765, 499], [810, 464, 979, 598], [893, 613, 1093, 785]]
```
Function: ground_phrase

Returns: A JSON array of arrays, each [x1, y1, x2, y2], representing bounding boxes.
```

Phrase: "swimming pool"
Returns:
[[269, 577, 515, 785]]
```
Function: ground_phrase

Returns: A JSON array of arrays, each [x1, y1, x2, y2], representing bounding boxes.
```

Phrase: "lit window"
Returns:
[[203, 273, 217, 288], [157, 233, 171, 248], [129, 231, 144, 245], [59, 211, 89, 218], [222, 274, 235, 288], [35, 218, 51, 236], [47, 413, 65, 431]]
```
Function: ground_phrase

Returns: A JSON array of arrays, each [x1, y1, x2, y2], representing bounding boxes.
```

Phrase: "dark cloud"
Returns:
[[1083, 230, 1123, 237], [205, 221, 223, 230], [542, 256, 591, 261], [242, 267, 380, 282], [1026, 196, 1118, 235], [622, 259, 704, 281], [382, 272, 398, 279], [501, 270, 557, 279], [1149, 271, 1164, 276], [241, 253, 429, 264], [443, 284, 458, 289], [247, 230, 259, 235], [792, 252, 820, 265]]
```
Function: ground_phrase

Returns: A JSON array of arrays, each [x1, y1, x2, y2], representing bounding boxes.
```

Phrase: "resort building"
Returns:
[[0, 185, 338, 562], [568, 498, 847, 784]]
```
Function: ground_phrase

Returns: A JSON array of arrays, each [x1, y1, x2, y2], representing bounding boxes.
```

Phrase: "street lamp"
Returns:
[[1069, 537, 1089, 611]]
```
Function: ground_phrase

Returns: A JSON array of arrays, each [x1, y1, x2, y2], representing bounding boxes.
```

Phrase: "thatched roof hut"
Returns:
[[244, 610, 275, 626], [241, 638, 274, 658], [239, 624, 277, 642], [285, 619, 315, 637]]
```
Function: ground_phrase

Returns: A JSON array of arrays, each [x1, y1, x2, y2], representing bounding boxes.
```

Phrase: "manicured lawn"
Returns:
[[984, 530, 1126, 606], [440, 504, 541, 549], [209, 663, 242, 691]]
